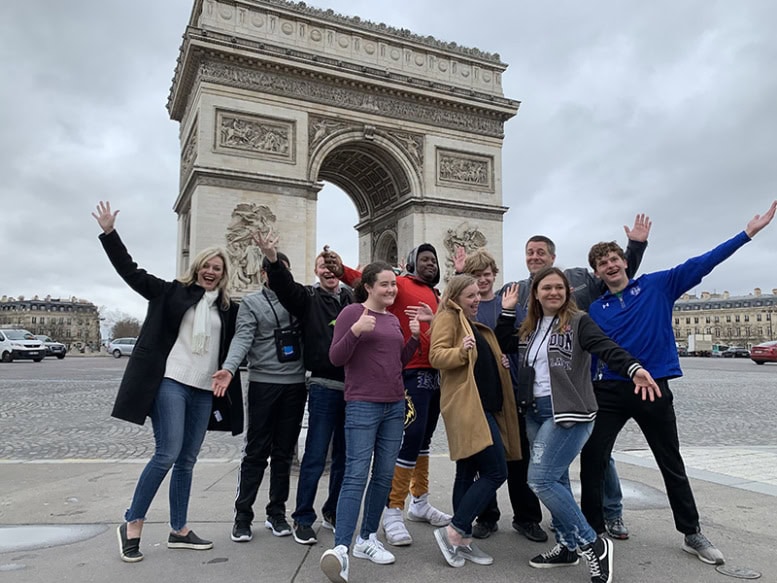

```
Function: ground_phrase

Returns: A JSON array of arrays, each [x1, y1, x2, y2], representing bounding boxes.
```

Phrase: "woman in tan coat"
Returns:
[[429, 274, 521, 569]]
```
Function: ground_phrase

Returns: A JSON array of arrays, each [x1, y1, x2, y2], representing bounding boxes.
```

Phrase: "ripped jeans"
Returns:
[[524, 396, 597, 550]]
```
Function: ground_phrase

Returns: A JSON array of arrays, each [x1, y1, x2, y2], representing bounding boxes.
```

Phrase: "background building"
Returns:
[[0, 295, 101, 351], [674, 288, 776, 348]]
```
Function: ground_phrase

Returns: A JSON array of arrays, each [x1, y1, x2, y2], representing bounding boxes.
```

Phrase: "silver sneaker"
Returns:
[[433, 527, 465, 568], [459, 542, 494, 565], [682, 532, 725, 565]]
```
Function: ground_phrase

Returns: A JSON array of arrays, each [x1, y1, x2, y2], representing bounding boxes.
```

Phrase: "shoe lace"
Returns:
[[581, 545, 602, 577], [540, 544, 565, 560]]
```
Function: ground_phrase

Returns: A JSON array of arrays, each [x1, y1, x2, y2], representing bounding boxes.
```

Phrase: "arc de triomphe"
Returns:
[[167, 0, 519, 294]]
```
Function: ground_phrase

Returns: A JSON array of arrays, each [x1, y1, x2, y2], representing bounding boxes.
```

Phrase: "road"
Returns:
[[0, 356, 774, 461]]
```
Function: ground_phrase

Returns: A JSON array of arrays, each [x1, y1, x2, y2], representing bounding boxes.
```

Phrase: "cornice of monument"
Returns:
[[169, 46, 516, 138], [186, 0, 505, 64], [245, 0, 504, 64], [169, 0, 520, 125]]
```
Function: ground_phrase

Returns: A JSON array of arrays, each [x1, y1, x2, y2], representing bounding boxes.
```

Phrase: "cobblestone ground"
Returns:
[[0, 356, 774, 460]]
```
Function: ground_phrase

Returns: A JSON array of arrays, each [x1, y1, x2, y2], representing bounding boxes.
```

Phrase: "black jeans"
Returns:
[[234, 381, 307, 523], [477, 411, 543, 526], [580, 379, 700, 535]]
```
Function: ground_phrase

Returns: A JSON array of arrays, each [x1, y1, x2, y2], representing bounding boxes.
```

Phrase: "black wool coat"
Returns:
[[99, 230, 243, 435]]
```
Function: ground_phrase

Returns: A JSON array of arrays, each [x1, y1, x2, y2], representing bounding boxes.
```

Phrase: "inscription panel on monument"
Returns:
[[436, 148, 494, 192], [215, 109, 296, 163]]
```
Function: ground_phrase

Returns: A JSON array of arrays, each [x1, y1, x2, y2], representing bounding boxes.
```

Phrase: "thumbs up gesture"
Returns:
[[351, 306, 376, 337]]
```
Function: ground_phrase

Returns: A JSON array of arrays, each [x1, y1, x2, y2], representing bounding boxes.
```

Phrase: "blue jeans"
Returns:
[[603, 457, 623, 521], [292, 383, 346, 527], [451, 412, 507, 537], [335, 400, 404, 549], [125, 378, 212, 530], [524, 396, 597, 549]]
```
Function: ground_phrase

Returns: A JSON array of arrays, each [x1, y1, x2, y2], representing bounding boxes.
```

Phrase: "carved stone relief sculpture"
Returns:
[[181, 121, 198, 183], [309, 116, 348, 151], [225, 202, 278, 292], [443, 222, 488, 282], [216, 109, 295, 162], [437, 149, 493, 191]]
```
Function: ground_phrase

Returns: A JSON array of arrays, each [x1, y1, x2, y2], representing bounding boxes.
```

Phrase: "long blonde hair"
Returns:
[[178, 246, 232, 309], [437, 274, 477, 314], [518, 267, 578, 339]]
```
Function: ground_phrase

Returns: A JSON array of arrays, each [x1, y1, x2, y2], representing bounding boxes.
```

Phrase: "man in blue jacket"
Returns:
[[581, 200, 776, 567]]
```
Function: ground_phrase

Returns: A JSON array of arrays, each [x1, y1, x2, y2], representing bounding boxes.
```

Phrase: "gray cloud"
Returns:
[[2, 0, 775, 322]]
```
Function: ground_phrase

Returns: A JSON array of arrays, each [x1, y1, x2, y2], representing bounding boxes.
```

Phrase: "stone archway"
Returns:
[[168, 0, 519, 295]]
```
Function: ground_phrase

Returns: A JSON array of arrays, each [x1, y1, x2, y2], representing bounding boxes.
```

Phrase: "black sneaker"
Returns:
[[265, 515, 292, 537], [529, 543, 580, 568], [116, 523, 143, 563], [321, 510, 336, 532], [513, 520, 549, 542], [293, 522, 318, 545], [167, 530, 213, 550], [231, 520, 253, 542], [580, 536, 613, 583], [472, 521, 498, 539]]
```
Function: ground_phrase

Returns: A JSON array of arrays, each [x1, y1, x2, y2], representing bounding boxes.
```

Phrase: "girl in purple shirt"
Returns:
[[320, 261, 423, 583]]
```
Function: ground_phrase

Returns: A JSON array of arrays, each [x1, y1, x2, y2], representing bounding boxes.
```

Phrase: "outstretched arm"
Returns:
[[93, 201, 168, 300]]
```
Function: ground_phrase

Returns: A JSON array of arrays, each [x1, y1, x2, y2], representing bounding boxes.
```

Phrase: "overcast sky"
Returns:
[[2, 1, 775, 322]]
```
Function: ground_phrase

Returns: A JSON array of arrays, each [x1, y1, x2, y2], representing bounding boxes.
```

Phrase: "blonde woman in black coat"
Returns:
[[93, 201, 243, 563]]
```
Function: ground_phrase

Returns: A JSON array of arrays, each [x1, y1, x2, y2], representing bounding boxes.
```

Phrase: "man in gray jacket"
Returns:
[[213, 253, 306, 543]]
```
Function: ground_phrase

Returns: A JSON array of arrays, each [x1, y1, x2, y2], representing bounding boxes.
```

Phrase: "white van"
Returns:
[[0, 329, 46, 362]]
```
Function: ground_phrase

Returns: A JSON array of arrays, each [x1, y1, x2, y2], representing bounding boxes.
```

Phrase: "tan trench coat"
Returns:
[[429, 300, 522, 462]]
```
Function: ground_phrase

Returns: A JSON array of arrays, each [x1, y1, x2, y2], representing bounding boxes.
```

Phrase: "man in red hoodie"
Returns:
[[325, 244, 452, 546]]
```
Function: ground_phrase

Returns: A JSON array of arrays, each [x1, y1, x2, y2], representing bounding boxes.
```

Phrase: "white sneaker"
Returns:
[[407, 493, 452, 527], [320, 545, 349, 583], [353, 533, 396, 565], [382, 507, 413, 546]]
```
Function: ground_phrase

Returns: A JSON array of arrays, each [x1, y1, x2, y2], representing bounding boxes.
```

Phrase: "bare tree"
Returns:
[[112, 317, 141, 339]]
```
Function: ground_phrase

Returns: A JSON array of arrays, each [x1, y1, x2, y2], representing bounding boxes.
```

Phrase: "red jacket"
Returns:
[[341, 265, 439, 369]]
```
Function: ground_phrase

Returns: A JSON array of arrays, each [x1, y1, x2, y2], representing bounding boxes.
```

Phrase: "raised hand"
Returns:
[[91, 200, 119, 234], [211, 369, 233, 397], [745, 200, 777, 238], [351, 306, 376, 337], [624, 213, 652, 242], [253, 230, 279, 263], [453, 245, 467, 274], [501, 283, 519, 311], [405, 301, 434, 323], [632, 368, 662, 402], [322, 245, 344, 278]]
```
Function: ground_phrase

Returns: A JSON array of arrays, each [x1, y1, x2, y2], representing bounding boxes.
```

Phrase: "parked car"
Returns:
[[722, 346, 750, 358], [35, 335, 67, 359], [0, 329, 46, 362], [108, 337, 136, 358], [750, 341, 777, 365]]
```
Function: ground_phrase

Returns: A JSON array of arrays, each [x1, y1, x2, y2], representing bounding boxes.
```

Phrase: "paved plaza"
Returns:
[[0, 355, 775, 581]]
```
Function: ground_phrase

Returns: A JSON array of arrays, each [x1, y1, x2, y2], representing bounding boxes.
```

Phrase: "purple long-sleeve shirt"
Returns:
[[329, 303, 420, 402]]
